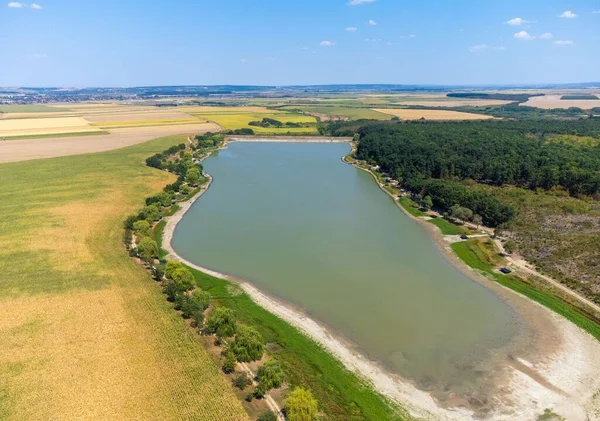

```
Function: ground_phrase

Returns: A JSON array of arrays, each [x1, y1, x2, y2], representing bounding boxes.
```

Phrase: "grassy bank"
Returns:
[[452, 240, 600, 341]]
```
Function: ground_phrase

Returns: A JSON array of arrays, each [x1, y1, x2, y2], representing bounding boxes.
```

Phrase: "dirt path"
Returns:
[[0, 122, 220, 163]]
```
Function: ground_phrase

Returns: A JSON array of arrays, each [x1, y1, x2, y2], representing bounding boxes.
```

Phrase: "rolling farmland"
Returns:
[[0, 135, 248, 420]]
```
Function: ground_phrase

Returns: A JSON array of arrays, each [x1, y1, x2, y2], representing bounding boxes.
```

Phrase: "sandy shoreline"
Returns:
[[161, 138, 600, 420]]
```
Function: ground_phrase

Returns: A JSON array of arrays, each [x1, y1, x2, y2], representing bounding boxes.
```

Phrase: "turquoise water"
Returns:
[[173, 142, 521, 400]]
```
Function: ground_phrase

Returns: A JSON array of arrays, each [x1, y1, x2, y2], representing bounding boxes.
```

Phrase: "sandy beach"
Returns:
[[161, 138, 600, 420]]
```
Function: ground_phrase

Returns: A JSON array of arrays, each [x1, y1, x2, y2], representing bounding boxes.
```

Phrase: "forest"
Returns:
[[333, 118, 600, 226]]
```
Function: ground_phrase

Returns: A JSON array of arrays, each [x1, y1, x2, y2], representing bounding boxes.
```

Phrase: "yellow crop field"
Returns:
[[0, 116, 100, 137], [373, 108, 494, 120], [0, 135, 248, 420], [89, 118, 204, 129], [179, 106, 272, 114], [187, 110, 318, 134], [521, 94, 600, 110]]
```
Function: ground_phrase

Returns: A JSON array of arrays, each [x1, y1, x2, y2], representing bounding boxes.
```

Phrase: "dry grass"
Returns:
[[0, 117, 99, 137], [373, 108, 494, 120], [521, 94, 600, 110], [0, 122, 219, 163], [0, 135, 248, 420]]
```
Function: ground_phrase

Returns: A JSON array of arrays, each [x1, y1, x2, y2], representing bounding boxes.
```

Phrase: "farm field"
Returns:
[[360, 94, 512, 107], [0, 105, 67, 113], [0, 122, 219, 163], [0, 116, 102, 137], [0, 135, 248, 421], [279, 105, 391, 120], [521, 94, 600, 109], [373, 108, 494, 120], [187, 107, 318, 134]]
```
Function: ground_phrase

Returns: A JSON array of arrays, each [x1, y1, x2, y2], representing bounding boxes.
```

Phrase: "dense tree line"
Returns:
[[354, 120, 600, 197]]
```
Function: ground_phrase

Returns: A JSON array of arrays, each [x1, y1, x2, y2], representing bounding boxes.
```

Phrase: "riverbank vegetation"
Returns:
[[130, 136, 410, 420]]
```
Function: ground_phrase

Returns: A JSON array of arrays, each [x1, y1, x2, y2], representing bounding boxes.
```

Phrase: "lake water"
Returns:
[[173, 142, 521, 403]]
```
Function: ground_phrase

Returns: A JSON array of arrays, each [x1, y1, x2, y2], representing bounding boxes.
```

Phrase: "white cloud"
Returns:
[[320, 40, 335, 46], [368, 19, 377, 25], [264, 57, 276, 61], [240, 58, 248, 63], [30, 3, 42, 8], [506, 17, 534, 26], [495, 46, 506, 50], [514, 30, 535, 40], [27, 52, 47, 59], [539, 32, 553, 39], [8, 2, 25, 7], [345, 26, 357, 32], [593, 10, 600, 14], [559, 10, 577, 18], [554, 40, 573, 45], [386, 41, 393, 46], [348, 0, 375, 5], [469, 44, 489, 53], [364, 38, 381, 42]]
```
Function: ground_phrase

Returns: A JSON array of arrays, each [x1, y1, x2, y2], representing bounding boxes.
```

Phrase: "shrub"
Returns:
[[191, 310, 204, 328], [257, 411, 277, 421], [205, 307, 237, 337], [254, 383, 267, 399], [137, 237, 158, 261], [163, 280, 178, 302], [124, 214, 139, 230], [245, 393, 254, 402], [179, 184, 191, 196], [222, 350, 236, 374], [190, 288, 210, 309], [152, 264, 165, 281], [146, 192, 173, 207], [232, 325, 264, 362], [232, 372, 252, 390], [257, 360, 285, 391], [165, 260, 184, 278], [132, 220, 152, 237], [284, 388, 318, 421], [170, 267, 195, 291], [186, 167, 201, 186], [139, 204, 161, 222]]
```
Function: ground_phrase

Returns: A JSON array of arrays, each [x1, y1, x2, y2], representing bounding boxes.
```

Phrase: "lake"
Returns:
[[172, 141, 521, 402]]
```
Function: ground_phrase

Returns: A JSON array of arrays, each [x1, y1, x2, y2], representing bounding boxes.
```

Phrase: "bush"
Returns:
[[124, 214, 139, 230], [170, 267, 195, 291], [132, 220, 152, 237], [232, 372, 252, 390], [139, 204, 161, 222], [179, 184, 191, 196], [165, 260, 184, 278], [284, 388, 318, 421], [245, 393, 254, 402], [257, 411, 277, 421], [186, 167, 201, 186], [205, 307, 237, 337], [222, 350, 236, 374], [152, 264, 165, 281], [191, 310, 204, 328], [137, 237, 158, 261], [163, 280, 178, 302], [257, 360, 285, 391], [146, 192, 173, 207], [232, 325, 264, 362]]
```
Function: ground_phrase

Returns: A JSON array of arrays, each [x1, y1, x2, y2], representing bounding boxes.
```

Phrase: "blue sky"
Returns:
[[1, 0, 599, 86]]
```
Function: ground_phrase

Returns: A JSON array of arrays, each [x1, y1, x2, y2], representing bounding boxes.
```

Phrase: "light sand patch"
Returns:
[[0, 117, 98, 137], [521, 95, 600, 110], [0, 122, 220, 163], [374, 108, 494, 120]]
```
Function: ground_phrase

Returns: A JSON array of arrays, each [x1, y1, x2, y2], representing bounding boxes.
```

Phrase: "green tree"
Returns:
[[170, 267, 195, 291], [257, 360, 285, 391], [472, 214, 483, 229], [232, 325, 264, 362], [257, 410, 277, 421], [165, 260, 184, 278], [132, 220, 152, 236], [205, 307, 237, 337], [186, 167, 201, 186], [504, 239, 517, 254], [190, 288, 210, 309], [450, 204, 473, 223], [232, 372, 252, 390], [423, 195, 433, 210], [139, 204, 161, 222], [163, 280, 178, 302], [222, 350, 236, 374], [284, 388, 318, 421], [137, 237, 158, 261]]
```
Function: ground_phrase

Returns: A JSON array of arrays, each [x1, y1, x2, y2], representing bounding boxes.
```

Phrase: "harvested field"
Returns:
[[0, 135, 248, 421], [186, 109, 318, 134], [280, 105, 390, 120], [84, 112, 194, 122], [373, 108, 494, 120], [0, 105, 67, 113], [0, 122, 219, 163], [0, 116, 100, 137], [521, 94, 600, 110]]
